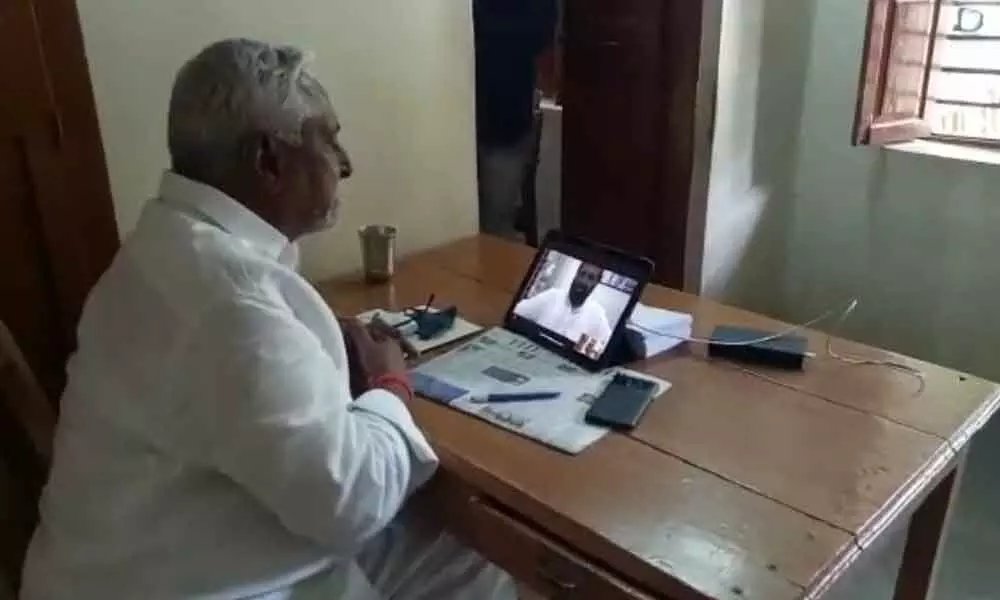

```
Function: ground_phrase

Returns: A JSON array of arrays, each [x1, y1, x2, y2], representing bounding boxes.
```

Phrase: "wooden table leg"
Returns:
[[892, 461, 965, 600]]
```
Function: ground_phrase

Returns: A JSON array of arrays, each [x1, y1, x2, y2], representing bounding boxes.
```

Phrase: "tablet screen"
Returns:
[[512, 249, 639, 361]]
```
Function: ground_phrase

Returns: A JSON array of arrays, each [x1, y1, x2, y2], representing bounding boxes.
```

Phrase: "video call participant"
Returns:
[[515, 263, 612, 356]]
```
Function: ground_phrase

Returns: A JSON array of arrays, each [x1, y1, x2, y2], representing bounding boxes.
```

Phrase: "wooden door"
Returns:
[[561, 0, 719, 290], [1, 0, 116, 589], [0, 0, 118, 399]]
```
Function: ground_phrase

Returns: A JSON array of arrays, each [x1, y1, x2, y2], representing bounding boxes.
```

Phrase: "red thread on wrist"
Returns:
[[370, 373, 414, 402]]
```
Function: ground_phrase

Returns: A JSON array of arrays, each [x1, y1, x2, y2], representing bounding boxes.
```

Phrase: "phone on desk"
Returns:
[[584, 373, 658, 430]]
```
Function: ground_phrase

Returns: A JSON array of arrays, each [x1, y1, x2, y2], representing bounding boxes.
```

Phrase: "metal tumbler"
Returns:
[[359, 225, 397, 283]]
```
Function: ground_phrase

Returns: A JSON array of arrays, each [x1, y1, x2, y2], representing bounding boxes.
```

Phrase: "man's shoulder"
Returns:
[[126, 207, 296, 306], [534, 288, 563, 301], [583, 297, 610, 320], [82, 218, 287, 329], [517, 287, 561, 312]]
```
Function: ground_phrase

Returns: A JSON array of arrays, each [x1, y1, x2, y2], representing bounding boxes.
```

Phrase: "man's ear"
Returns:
[[253, 132, 283, 192]]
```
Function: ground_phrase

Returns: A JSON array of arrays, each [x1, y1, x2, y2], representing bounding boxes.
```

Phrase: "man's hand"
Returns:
[[339, 318, 369, 397], [339, 318, 408, 399]]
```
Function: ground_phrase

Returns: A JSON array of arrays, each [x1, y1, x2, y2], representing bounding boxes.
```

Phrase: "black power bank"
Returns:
[[708, 325, 809, 370]]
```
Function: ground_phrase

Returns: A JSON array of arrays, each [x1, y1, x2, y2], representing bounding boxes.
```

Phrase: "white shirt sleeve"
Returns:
[[514, 288, 558, 321], [179, 299, 438, 559]]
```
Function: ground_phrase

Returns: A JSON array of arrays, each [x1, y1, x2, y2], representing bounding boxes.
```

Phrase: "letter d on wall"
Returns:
[[954, 7, 985, 34]]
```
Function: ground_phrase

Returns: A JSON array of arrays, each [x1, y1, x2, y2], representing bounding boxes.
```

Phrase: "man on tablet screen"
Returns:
[[515, 263, 612, 358]]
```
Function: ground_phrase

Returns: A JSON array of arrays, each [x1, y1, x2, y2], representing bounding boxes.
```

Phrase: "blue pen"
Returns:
[[473, 391, 561, 403]]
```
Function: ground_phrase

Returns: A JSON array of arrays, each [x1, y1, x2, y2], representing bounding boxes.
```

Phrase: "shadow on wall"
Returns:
[[701, 0, 817, 317]]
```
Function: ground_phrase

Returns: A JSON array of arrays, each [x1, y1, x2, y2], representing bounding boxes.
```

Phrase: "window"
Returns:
[[854, 0, 1000, 146]]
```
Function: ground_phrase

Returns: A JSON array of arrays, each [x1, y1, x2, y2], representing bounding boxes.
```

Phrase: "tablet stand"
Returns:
[[603, 328, 646, 368]]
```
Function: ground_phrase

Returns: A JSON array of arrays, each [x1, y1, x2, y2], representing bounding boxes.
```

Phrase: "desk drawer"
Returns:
[[462, 497, 651, 600]]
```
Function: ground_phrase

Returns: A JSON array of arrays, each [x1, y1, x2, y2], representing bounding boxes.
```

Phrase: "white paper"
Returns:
[[627, 302, 694, 357], [411, 327, 671, 454]]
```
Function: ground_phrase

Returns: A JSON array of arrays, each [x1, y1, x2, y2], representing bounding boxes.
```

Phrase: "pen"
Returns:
[[471, 391, 561, 403]]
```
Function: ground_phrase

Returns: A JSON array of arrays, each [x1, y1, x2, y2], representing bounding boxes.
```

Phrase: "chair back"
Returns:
[[0, 320, 55, 591]]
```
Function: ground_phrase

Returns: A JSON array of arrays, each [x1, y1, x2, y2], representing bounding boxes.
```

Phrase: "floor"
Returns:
[[824, 416, 1000, 600]]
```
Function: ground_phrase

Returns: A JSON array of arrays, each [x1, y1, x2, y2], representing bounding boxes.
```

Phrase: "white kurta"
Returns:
[[514, 288, 612, 347], [21, 173, 510, 600]]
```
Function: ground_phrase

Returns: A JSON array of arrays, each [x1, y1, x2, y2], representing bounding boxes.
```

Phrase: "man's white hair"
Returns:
[[168, 38, 331, 178]]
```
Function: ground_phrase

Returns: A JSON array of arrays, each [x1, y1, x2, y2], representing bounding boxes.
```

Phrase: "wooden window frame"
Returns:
[[853, 0, 944, 145], [855, 0, 1000, 148]]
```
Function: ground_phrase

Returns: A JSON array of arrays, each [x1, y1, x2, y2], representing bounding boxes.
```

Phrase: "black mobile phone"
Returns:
[[584, 373, 659, 430]]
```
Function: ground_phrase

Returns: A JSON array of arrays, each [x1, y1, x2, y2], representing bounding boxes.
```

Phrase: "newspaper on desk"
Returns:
[[410, 327, 671, 454]]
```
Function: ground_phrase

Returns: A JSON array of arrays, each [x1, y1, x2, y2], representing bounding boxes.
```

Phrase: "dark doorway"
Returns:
[[472, 0, 721, 291]]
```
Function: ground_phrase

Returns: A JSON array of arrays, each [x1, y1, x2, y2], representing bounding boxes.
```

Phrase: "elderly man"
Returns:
[[21, 39, 516, 600]]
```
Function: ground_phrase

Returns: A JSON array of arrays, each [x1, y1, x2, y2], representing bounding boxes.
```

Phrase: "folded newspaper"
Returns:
[[410, 327, 671, 454]]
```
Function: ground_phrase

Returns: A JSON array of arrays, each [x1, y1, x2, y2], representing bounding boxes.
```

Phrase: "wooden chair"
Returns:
[[0, 320, 55, 592]]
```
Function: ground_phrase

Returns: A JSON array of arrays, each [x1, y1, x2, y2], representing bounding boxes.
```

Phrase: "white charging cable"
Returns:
[[629, 299, 925, 387], [628, 300, 858, 346]]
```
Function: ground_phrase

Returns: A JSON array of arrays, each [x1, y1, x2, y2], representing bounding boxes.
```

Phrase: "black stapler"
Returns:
[[409, 304, 457, 340]]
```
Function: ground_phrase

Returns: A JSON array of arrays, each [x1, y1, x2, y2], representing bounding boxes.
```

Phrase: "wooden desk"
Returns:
[[317, 235, 1000, 600]]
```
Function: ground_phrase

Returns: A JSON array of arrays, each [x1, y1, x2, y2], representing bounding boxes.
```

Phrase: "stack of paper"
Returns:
[[627, 303, 694, 358], [355, 307, 483, 355]]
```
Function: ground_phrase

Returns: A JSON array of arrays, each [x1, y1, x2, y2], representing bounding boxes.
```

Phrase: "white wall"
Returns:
[[701, 0, 813, 313], [705, 0, 1000, 381], [77, 0, 478, 280], [788, 0, 1000, 381]]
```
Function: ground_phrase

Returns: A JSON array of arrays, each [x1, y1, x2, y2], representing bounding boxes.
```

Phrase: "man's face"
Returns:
[[568, 263, 602, 308], [292, 115, 353, 235], [263, 112, 352, 239]]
